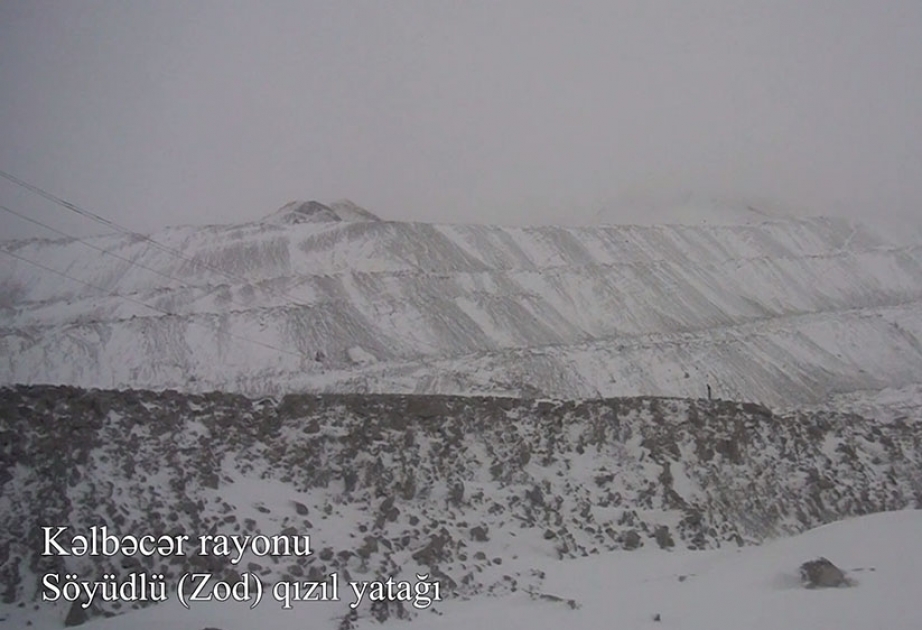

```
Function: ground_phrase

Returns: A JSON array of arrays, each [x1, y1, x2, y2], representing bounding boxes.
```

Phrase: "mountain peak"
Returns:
[[264, 199, 381, 225]]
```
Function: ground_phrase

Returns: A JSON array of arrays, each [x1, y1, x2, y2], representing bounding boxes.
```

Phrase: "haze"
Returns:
[[2, 1, 921, 240]]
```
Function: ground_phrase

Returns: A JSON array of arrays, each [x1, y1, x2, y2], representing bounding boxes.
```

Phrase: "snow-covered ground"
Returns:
[[3, 204, 922, 630], [7, 509, 919, 629], [413, 509, 922, 630], [2, 386, 920, 629]]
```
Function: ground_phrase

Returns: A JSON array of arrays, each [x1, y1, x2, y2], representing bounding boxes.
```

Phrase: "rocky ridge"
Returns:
[[1, 385, 920, 625]]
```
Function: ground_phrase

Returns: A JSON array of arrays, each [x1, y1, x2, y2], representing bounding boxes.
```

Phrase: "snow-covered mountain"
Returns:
[[2, 203, 921, 411], [3, 202, 922, 627]]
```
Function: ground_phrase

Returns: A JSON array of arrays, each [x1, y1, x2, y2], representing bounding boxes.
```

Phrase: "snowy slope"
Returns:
[[9, 510, 920, 630], [2, 385, 921, 628], [389, 509, 922, 630], [2, 205, 922, 410], [595, 194, 922, 246]]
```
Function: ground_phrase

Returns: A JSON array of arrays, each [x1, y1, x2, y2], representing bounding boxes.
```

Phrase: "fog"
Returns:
[[2, 1, 921, 239]]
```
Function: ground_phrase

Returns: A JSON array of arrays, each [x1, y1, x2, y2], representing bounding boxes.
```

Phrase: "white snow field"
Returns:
[[5, 509, 919, 630]]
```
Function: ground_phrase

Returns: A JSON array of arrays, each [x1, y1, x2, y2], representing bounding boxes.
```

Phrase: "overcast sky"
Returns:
[[1, 1, 921, 239]]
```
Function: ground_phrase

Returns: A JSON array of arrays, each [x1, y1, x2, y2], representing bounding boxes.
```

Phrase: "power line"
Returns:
[[0, 202, 311, 321], [0, 174, 448, 361], [0, 169, 127, 234], [0, 247, 309, 361], [0, 169, 309, 301], [1, 204, 195, 291], [0, 170, 394, 357]]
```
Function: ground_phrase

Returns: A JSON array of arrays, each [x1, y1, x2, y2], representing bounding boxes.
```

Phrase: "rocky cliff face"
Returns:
[[2, 385, 919, 625]]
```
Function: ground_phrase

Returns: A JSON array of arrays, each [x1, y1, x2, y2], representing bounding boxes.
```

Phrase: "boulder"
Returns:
[[800, 557, 850, 588]]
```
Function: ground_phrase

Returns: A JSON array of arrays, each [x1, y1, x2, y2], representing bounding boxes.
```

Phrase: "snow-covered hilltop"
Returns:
[[263, 199, 382, 225], [1, 202, 922, 410]]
